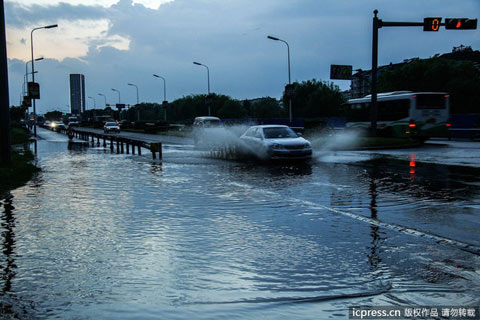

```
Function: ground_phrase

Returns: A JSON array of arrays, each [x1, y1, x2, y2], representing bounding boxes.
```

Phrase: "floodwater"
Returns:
[[1, 128, 480, 319]]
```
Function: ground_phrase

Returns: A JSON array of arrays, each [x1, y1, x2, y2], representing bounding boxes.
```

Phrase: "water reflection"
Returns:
[[409, 153, 416, 178], [1, 136, 479, 318], [368, 166, 382, 269], [1, 196, 16, 294]]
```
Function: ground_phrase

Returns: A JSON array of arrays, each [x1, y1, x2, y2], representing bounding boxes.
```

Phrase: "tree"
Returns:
[[248, 97, 284, 118], [9, 105, 25, 123], [378, 58, 480, 113], [44, 110, 63, 121], [218, 99, 246, 119], [285, 79, 346, 118]]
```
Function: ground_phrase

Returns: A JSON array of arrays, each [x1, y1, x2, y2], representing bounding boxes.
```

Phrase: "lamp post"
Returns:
[[88, 96, 96, 109], [152, 74, 166, 102], [193, 61, 211, 116], [1, 0, 11, 163], [267, 35, 292, 123], [127, 83, 139, 105], [153, 74, 167, 121], [111, 88, 121, 120], [111, 88, 121, 103], [98, 93, 107, 108], [31, 24, 58, 137]]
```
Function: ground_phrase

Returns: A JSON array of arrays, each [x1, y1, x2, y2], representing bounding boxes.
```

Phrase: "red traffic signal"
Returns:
[[445, 18, 477, 30], [424, 17, 442, 31]]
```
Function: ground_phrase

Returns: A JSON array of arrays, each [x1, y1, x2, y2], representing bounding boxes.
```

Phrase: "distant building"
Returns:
[[69, 74, 85, 115], [350, 60, 411, 99]]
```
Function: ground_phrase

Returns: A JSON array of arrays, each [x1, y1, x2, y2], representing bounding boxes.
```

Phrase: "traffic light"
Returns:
[[445, 18, 477, 30], [423, 17, 442, 31]]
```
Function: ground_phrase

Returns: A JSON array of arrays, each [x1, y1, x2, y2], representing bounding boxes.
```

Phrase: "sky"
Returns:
[[4, 0, 480, 114]]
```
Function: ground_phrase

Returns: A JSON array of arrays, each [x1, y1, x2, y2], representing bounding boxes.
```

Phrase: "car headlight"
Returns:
[[269, 143, 283, 150]]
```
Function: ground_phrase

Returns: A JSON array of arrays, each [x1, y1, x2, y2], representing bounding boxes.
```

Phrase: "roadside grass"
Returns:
[[11, 127, 32, 144], [0, 127, 40, 198]]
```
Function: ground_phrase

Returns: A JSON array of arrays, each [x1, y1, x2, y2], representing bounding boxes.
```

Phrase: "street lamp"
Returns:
[[98, 93, 107, 107], [88, 96, 96, 109], [127, 83, 139, 105], [111, 88, 121, 103], [193, 61, 211, 116], [152, 74, 167, 102], [153, 74, 167, 121], [31, 24, 58, 137], [267, 35, 292, 123]]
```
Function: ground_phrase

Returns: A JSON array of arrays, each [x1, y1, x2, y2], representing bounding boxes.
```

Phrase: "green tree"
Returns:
[[285, 79, 346, 118], [248, 97, 284, 118], [44, 110, 63, 121], [218, 99, 246, 119], [9, 106, 25, 122], [378, 58, 480, 113]]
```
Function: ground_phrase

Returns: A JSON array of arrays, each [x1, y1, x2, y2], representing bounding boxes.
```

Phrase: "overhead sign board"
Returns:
[[27, 82, 40, 99], [330, 64, 352, 80], [116, 103, 126, 110]]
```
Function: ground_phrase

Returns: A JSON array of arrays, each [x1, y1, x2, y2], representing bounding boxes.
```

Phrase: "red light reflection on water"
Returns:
[[409, 153, 416, 177]]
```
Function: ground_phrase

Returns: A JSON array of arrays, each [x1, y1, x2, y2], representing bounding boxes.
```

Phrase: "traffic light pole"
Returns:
[[370, 10, 446, 136], [0, 0, 11, 164], [371, 10, 379, 137]]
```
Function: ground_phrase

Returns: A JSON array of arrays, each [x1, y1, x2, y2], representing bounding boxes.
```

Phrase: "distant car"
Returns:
[[192, 116, 222, 146], [239, 125, 312, 160], [104, 122, 120, 133], [68, 120, 80, 127], [50, 121, 66, 131], [44, 120, 51, 127]]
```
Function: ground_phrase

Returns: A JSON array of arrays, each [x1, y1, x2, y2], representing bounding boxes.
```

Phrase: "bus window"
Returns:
[[416, 94, 446, 109], [377, 99, 410, 121], [346, 103, 370, 122]]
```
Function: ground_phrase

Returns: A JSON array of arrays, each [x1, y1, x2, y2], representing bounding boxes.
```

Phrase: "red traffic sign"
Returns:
[[445, 18, 477, 30]]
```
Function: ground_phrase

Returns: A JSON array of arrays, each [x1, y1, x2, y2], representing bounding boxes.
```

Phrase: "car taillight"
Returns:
[[446, 123, 451, 127]]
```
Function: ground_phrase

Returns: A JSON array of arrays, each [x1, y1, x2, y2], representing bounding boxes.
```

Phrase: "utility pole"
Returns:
[[0, 0, 11, 164]]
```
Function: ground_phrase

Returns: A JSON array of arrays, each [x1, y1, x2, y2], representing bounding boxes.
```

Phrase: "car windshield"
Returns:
[[263, 127, 298, 139], [106, 122, 117, 126], [203, 120, 221, 127]]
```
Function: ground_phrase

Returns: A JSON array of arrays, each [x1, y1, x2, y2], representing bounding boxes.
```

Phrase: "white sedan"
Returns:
[[104, 122, 120, 133], [239, 125, 312, 160]]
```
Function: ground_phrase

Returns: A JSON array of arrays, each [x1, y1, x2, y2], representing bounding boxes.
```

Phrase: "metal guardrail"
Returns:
[[49, 126, 163, 159]]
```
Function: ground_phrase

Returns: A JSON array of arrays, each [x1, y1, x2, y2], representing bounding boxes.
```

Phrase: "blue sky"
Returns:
[[4, 0, 480, 114]]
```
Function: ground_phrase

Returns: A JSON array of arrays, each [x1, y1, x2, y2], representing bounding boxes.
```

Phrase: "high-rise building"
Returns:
[[69, 74, 85, 115]]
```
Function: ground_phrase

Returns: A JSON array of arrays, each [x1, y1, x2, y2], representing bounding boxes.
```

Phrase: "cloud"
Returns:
[[5, 1, 108, 27], [6, 0, 480, 114]]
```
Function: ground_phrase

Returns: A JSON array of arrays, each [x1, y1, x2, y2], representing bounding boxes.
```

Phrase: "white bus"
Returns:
[[344, 91, 450, 138]]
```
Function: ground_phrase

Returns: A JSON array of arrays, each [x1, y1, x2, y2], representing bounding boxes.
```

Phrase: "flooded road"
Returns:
[[1, 128, 480, 319]]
